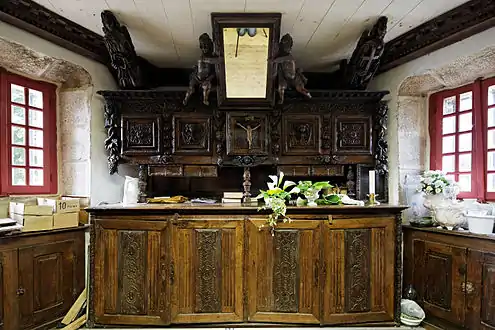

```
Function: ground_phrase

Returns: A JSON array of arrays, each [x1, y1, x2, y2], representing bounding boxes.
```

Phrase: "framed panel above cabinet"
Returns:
[[211, 13, 281, 109]]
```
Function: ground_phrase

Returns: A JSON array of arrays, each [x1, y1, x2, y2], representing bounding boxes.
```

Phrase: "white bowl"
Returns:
[[401, 299, 425, 326], [466, 214, 495, 234]]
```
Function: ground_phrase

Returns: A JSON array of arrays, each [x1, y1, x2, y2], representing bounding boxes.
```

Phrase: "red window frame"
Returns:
[[430, 77, 495, 201], [0, 69, 57, 195]]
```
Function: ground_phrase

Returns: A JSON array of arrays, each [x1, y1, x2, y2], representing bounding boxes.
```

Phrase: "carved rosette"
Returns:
[[103, 99, 121, 175], [374, 102, 388, 175], [231, 155, 268, 167]]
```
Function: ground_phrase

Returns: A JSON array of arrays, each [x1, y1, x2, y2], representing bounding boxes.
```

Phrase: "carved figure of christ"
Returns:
[[237, 123, 261, 149]]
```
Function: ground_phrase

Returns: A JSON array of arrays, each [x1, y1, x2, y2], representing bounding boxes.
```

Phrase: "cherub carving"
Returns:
[[270, 34, 311, 104], [183, 33, 220, 106], [101, 10, 144, 89], [344, 16, 388, 90]]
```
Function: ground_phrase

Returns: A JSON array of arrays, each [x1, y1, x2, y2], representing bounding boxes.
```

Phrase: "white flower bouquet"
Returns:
[[418, 170, 458, 195]]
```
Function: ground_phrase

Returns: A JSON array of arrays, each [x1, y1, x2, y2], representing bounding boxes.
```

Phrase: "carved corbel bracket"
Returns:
[[232, 155, 268, 167], [374, 101, 388, 176], [103, 99, 122, 174]]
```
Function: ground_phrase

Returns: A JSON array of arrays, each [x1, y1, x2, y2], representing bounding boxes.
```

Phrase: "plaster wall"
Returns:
[[369, 27, 495, 205], [0, 21, 127, 206]]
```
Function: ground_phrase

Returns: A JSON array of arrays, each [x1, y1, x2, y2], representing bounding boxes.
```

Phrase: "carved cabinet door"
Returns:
[[333, 115, 372, 155], [169, 216, 244, 324], [246, 216, 321, 324], [281, 115, 322, 155], [122, 115, 162, 155], [413, 239, 467, 326], [93, 219, 169, 326], [0, 250, 18, 330], [465, 250, 495, 329], [17, 241, 75, 329], [322, 217, 395, 325]]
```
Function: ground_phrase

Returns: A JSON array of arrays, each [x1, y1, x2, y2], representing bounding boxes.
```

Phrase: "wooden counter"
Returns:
[[87, 204, 406, 327]]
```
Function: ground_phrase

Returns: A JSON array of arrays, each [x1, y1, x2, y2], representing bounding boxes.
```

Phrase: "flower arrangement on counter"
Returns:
[[418, 170, 458, 195], [256, 172, 342, 231]]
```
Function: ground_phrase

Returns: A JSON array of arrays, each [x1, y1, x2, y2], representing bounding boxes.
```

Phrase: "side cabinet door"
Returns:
[[333, 114, 372, 155], [0, 250, 18, 330], [93, 219, 169, 326], [322, 217, 395, 325], [466, 250, 495, 329], [170, 216, 244, 324], [413, 240, 467, 326], [17, 240, 75, 329], [247, 216, 321, 324]]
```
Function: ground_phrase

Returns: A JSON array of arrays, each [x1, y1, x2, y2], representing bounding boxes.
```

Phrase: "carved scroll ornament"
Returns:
[[375, 102, 388, 175], [104, 100, 121, 174]]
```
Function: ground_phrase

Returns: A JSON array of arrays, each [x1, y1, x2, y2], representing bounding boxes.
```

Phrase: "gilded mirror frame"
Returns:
[[211, 13, 281, 109]]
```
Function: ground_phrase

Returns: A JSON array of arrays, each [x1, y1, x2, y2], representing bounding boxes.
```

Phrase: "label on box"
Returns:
[[38, 198, 80, 213]]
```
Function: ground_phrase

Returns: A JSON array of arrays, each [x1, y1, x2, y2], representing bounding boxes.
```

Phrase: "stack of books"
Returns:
[[222, 192, 244, 204]]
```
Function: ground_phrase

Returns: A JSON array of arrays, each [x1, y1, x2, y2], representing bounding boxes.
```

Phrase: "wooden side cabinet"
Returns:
[[0, 227, 86, 330], [403, 225, 495, 329]]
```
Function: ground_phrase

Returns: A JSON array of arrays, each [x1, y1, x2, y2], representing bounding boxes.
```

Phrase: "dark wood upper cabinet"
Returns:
[[211, 13, 281, 108], [333, 114, 372, 155], [122, 115, 162, 156], [172, 114, 212, 155], [282, 114, 322, 156]]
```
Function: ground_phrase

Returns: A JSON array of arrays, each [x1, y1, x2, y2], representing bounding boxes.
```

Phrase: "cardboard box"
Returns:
[[63, 196, 89, 224], [9, 202, 53, 216], [11, 214, 53, 232], [37, 198, 80, 214], [53, 212, 79, 229]]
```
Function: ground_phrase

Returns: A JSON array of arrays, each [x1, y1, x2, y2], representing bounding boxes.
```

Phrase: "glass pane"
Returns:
[[446, 174, 456, 183], [11, 126, 25, 146], [488, 151, 495, 171], [458, 112, 472, 132], [11, 105, 25, 125], [459, 91, 472, 111], [489, 108, 495, 128], [29, 149, 43, 167], [29, 169, 43, 186], [458, 133, 472, 152], [28, 89, 43, 108], [442, 116, 456, 135], [11, 147, 26, 166], [442, 136, 456, 154], [458, 174, 471, 192], [488, 173, 495, 192], [11, 84, 25, 104], [459, 153, 472, 172], [28, 129, 43, 148], [28, 109, 43, 128], [489, 85, 495, 106], [443, 96, 456, 115], [12, 167, 26, 186], [442, 155, 455, 173], [489, 130, 495, 149]]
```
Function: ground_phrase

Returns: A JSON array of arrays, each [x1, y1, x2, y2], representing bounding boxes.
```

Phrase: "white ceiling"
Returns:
[[33, 0, 470, 70]]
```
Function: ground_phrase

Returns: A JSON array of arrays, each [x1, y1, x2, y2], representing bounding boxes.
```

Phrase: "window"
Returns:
[[430, 77, 495, 201], [0, 69, 57, 195]]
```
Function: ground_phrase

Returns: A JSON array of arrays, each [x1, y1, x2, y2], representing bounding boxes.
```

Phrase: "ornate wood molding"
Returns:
[[0, 0, 108, 64], [380, 0, 495, 72]]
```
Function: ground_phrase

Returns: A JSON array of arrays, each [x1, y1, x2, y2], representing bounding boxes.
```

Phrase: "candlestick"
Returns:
[[369, 170, 376, 195]]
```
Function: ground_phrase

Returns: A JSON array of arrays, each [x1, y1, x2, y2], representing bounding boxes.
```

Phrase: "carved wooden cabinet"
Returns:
[[246, 216, 322, 324], [89, 206, 404, 327], [92, 218, 169, 326], [0, 227, 86, 330], [169, 216, 244, 324], [403, 225, 495, 329], [322, 216, 395, 325]]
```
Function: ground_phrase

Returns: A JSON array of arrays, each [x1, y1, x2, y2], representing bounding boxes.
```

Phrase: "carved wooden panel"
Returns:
[[246, 217, 321, 324], [481, 260, 495, 328], [173, 115, 211, 155], [323, 217, 394, 325], [148, 165, 183, 177], [122, 116, 162, 155], [413, 240, 467, 326], [333, 115, 372, 155], [227, 113, 268, 156], [183, 165, 218, 177], [170, 217, 243, 323], [312, 165, 345, 176], [282, 115, 321, 155], [93, 220, 169, 325], [18, 241, 74, 329]]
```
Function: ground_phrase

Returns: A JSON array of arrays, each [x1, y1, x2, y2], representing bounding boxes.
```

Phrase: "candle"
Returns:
[[369, 170, 376, 195]]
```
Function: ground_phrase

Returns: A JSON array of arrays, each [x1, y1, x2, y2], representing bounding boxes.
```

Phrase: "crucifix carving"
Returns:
[[237, 122, 260, 149]]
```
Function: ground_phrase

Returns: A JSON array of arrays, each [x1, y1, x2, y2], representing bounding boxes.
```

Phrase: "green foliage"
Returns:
[[296, 180, 332, 194], [316, 194, 342, 205]]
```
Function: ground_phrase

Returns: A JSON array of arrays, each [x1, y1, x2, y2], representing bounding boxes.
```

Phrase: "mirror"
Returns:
[[223, 27, 270, 99], [212, 13, 281, 108]]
